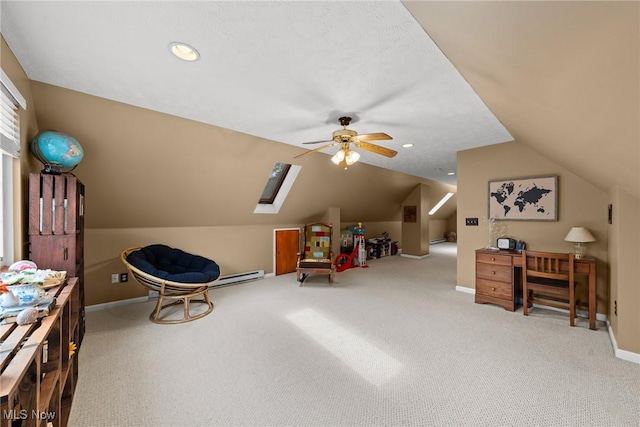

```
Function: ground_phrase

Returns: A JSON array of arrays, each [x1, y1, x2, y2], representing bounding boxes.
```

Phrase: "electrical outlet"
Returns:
[[465, 217, 479, 226], [120, 273, 128, 283], [111, 273, 119, 284]]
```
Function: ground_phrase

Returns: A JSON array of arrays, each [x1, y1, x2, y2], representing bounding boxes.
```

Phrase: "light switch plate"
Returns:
[[466, 217, 479, 226]]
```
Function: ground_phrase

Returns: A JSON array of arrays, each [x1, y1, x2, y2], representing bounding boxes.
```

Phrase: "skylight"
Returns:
[[254, 163, 300, 214], [258, 162, 290, 204], [429, 192, 454, 215]]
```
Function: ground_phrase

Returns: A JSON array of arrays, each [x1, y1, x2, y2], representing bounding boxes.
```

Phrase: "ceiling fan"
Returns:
[[294, 116, 397, 169]]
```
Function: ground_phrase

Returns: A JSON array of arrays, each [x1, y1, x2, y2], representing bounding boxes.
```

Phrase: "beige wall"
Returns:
[[1, 35, 41, 261], [29, 82, 447, 230], [428, 189, 457, 242], [86, 224, 303, 305], [457, 141, 609, 314], [429, 220, 447, 242], [88, 217, 414, 306], [607, 186, 640, 353], [401, 184, 429, 257], [447, 211, 457, 235], [28, 82, 454, 306], [341, 221, 402, 245], [407, 1, 640, 200], [320, 207, 341, 260]]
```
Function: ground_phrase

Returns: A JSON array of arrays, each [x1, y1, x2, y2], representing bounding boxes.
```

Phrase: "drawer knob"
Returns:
[[491, 257, 495, 261], [492, 287, 496, 291], [491, 271, 496, 275]]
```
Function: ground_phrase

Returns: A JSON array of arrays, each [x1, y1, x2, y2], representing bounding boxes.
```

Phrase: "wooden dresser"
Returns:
[[475, 249, 520, 311]]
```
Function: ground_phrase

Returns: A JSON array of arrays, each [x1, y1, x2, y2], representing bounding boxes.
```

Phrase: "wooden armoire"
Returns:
[[28, 173, 85, 343]]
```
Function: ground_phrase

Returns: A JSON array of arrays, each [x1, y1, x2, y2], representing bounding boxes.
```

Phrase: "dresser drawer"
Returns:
[[476, 252, 512, 266], [476, 263, 512, 282], [476, 278, 513, 299]]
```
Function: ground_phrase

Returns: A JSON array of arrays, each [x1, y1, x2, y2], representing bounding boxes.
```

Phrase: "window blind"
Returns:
[[0, 82, 20, 158]]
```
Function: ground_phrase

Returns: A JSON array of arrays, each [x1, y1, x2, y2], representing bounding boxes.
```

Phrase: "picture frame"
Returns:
[[488, 175, 558, 221], [403, 205, 417, 223]]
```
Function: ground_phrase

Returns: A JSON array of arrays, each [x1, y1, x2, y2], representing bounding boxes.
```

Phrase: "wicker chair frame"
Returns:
[[120, 247, 218, 324]]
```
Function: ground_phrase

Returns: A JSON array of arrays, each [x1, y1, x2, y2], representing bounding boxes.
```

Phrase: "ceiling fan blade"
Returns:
[[294, 143, 337, 159], [302, 139, 333, 145], [355, 141, 398, 158], [357, 132, 393, 142]]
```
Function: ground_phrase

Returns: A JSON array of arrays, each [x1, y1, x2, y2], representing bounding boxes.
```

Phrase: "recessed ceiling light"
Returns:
[[402, 143, 414, 148], [168, 42, 200, 62], [447, 172, 455, 176]]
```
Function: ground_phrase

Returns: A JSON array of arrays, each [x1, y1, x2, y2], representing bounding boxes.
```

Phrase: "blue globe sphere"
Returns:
[[30, 131, 84, 172]]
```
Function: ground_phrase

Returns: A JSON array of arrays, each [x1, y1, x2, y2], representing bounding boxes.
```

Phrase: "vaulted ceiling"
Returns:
[[406, 1, 639, 198], [1, 1, 637, 196]]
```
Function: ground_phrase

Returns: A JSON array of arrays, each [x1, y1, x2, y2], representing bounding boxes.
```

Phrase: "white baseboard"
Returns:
[[86, 296, 149, 312], [531, 303, 607, 323], [574, 308, 607, 323], [454, 286, 639, 364], [606, 319, 640, 364], [400, 253, 430, 259], [87, 273, 274, 313], [454, 286, 607, 321]]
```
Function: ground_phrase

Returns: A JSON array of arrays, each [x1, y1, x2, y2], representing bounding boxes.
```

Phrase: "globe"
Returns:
[[30, 130, 84, 174]]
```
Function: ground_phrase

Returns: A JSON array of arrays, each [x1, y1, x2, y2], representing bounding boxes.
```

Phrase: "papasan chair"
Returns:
[[120, 244, 221, 324]]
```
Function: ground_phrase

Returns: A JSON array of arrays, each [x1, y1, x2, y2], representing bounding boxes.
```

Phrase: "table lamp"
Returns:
[[564, 226, 596, 259]]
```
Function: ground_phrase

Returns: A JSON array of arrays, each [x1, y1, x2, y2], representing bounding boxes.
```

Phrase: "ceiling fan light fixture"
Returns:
[[296, 117, 396, 166], [333, 129, 357, 141], [331, 149, 346, 165], [345, 149, 360, 165], [168, 42, 200, 61]]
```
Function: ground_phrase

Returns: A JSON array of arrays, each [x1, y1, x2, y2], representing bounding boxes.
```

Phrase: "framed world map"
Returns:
[[488, 175, 558, 221]]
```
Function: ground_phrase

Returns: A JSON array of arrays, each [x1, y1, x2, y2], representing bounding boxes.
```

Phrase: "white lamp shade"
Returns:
[[564, 227, 596, 243], [331, 150, 345, 165], [345, 150, 360, 165]]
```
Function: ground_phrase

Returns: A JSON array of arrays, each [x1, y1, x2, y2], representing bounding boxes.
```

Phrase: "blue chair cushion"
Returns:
[[126, 244, 221, 283]]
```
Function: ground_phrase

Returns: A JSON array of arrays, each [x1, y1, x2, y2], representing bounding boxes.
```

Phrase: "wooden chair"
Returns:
[[522, 250, 576, 326], [296, 222, 335, 285]]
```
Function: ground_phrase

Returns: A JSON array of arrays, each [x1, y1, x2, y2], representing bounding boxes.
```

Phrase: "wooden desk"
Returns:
[[475, 249, 597, 330]]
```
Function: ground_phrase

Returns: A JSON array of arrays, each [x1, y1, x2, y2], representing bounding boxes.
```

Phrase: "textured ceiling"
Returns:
[[0, 1, 513, 186]]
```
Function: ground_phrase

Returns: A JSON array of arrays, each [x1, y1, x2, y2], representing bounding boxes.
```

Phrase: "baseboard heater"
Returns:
[[213, 270, 265, 287], [148, 270, 265, 299], [430, 238, 447, 244]]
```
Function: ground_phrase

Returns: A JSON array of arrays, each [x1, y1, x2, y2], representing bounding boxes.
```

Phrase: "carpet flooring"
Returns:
[[69, 243, 640, 426]]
